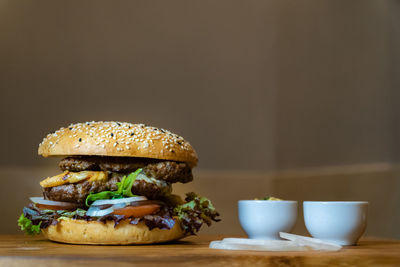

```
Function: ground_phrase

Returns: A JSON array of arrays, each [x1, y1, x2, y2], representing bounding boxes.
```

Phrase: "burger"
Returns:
[[18, 121, 220, 244]]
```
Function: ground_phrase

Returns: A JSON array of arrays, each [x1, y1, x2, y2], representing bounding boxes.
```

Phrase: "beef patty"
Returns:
[[43, 173, 172, 204], [59, 156, 193, 184]]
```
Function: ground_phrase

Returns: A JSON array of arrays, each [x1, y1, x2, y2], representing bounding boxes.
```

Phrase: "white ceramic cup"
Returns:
[[303, 201, 368, 245], [238, 200, 298, 240]]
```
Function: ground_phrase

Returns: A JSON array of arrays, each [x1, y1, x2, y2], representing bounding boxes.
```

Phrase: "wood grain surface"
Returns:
[[0, 235, 399, 267]]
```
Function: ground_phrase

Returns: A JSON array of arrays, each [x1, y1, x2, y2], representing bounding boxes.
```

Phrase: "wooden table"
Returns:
[[0, 235, 399, 266]]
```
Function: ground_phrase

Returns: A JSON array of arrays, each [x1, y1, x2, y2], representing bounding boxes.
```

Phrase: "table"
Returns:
[[0, 235, 399, 266]]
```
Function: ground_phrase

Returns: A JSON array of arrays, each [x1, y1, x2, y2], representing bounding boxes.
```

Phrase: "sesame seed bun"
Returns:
[[38, 121, 198, 167], [42, 218, 185, 245]]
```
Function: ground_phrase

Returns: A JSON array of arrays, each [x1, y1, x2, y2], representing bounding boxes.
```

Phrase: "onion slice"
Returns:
[[30, 197, 80, 210], [86, 206, 115, 217], [209, 240, 307, 251], [279, 232, 342, 251], [86, 203, 127, 217], [91, 196, 147, 206]]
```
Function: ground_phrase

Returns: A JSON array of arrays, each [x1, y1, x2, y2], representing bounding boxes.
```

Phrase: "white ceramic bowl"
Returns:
[[238, 200, 298, 240], [303, 201, 368, 245]]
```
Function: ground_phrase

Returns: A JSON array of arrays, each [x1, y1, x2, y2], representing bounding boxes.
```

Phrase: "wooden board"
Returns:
[[0, 235, 400, 266]]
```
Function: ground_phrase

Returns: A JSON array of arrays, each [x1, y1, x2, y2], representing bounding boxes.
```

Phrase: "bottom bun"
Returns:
[[42, 218, 185, 245]]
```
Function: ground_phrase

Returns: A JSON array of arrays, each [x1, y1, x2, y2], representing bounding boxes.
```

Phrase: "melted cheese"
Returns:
[[40, 171, 108, 188]]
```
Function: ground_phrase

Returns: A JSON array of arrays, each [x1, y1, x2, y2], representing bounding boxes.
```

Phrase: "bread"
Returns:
[[42, 218, 185, 245], [38, 121, 198, 167]]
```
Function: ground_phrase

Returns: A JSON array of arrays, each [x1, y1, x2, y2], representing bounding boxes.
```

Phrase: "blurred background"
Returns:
[[1, 0, 399, 238]]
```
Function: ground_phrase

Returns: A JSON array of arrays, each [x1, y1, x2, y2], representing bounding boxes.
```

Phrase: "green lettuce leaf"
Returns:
[[116, 169, 142, 197], [85, 191, 121, 206], [18, 213, 41, 235], [57, 208, 87, 218], [173, 192, 220, 234], [57, 208, 87, 221], [85, 168, 142, 206]]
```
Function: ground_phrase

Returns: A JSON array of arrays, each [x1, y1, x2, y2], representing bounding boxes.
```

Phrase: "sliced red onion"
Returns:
[[91, 196, 147, 206], [30, 197, 80, 209]]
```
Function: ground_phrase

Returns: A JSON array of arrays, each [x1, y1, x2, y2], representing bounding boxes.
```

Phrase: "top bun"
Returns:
[[38, 121, 198, 167]]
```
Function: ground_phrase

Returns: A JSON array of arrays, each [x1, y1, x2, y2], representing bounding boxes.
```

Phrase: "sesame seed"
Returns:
[[40, 121, 191, 158]]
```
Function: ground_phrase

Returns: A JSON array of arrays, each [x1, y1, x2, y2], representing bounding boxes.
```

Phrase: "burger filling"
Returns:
[[59, 156, 193, 183], [41, 156, 193, 203], [42, 172, 172, 203], [18, 156, 220, 236]]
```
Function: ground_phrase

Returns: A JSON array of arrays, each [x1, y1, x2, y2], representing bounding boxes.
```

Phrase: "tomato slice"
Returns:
[[35, 203, 74, 211], [112, 204, 160, 218]]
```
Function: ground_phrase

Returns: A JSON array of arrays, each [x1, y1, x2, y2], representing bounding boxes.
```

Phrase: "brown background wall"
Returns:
[[1, 0, 398, 170], [0, 0, 399, 237]]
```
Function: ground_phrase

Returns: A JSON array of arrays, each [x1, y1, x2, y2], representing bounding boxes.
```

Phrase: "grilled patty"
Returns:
[[43, 173, 172, 204], [59, 156, 193, 184]]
